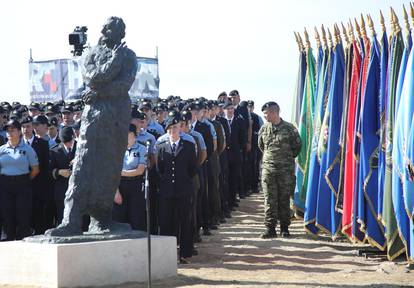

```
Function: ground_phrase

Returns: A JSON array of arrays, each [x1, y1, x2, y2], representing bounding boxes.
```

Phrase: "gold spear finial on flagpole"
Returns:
[[403, 4, 411, 34], [295, 32, 304, 51], [304, 28, 311, 49], [379, 10, 386, 32], [354, 18, 362, 38], [360, 14, 367, 37], [390, 7, 396, 34], [410, 3, 414, 28], [391, 7, 401, 33], [327, 27, 333, 48], [314, 27, 321, 48], [333, 23, 340, 45], [367, 14, 376, 36], [321, 24, 327, 48], [341, 22, 350, 44], [348, 20, 355, 42], [294, 32, 302, 51]]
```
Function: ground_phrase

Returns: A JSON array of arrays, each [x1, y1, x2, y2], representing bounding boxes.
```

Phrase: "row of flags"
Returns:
[[291, 4, 414, 262]]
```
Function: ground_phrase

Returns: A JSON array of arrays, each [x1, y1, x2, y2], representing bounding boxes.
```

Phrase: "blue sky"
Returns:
[[0, 0, 408, 119]]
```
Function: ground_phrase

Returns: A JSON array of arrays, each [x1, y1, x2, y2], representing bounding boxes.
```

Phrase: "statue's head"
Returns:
[[101, 17, 126, 48]]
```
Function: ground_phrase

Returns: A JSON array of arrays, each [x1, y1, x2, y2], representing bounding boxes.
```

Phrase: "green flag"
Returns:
[[383, 29, 405, 259], [294, 47, 316, 214]]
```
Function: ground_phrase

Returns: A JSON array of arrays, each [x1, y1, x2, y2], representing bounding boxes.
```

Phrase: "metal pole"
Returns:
[[144, 140, 152, 288]]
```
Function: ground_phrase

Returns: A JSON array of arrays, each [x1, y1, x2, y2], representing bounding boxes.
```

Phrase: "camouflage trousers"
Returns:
[[262, 167, 296, 228]]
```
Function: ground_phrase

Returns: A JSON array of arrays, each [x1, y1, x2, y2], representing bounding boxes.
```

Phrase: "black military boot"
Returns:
[[261, 227, 277, 239], [280, 225, 290, 238]]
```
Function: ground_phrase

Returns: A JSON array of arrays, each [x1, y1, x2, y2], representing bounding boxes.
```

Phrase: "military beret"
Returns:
[[218, 91, 227, 98], [194, 100, 205, 109], [19, 106, 28, 113], [45, 105, 59, 115], [21, 116, 33, 124], [139, 101, 152, 110], [239, 101, 248, 108], [261, 101, 279, 112], [247, 100, 254, 107], [131, 110, 147, 120], [33, 115, 49, 126], [59, 126, 75, 143], [229, 90, 239, 97], [181, 110, 192, 122], [49, 117, 59, 127], [154, 102, 167, 112], [222, 100, 234, 109], [29, 102, 40, 110], [61, 105, 74, 113], [4, 119, 21, 131], [10, 110, 22, 120], [165, 112, 182, 130]]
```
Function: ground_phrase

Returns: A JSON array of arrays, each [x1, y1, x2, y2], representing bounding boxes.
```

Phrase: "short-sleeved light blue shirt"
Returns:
[[190, 130, 207, 151], [41, 135, 56, 148], [147, 119, 165, 136], [122, 141, 147, 171], [136, 129, 156, 154], [0, 139, 39, 176], [202, 119, 217, 140]]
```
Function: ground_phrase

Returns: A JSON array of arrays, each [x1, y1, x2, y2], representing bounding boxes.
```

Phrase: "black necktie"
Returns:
[[68, 147, 71, 155], [172, 143, 177, 155]]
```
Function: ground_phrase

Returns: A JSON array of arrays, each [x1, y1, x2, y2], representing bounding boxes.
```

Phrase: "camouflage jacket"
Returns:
[[258, 119, 301, 170]]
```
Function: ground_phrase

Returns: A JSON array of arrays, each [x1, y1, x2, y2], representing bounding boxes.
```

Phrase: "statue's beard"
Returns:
[[101, 35, 121, 49]]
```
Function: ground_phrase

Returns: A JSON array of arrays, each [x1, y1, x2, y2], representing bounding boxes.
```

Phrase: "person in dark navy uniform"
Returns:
[[155, 113, 197, 264], [112, 124, 147, 230], [21, 116, 52, 234], [222, 100, 246, 209], [49, 127, 77, 225], [0, 120, 39, 240]]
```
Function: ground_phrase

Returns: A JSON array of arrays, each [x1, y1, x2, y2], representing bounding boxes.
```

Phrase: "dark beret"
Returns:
[[4, 119, 21, 131], [247, 100, 254, 107], [21, 116, 33, 125], [33, 115, 49, 125], [261, 101, 279, 112], [139, 101, 152, 110], [181, 110, 192, 122], [49, 117, 59, 127], [61, 105, 74, 113], [131, 110, 147, 120], [229, 90, 239, 96], [165, 111, 182, 130], [222, 100, 234, 109]]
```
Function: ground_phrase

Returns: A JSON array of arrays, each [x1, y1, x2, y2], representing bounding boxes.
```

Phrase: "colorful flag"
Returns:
[[291, 48, 307, 128], [357, 35, 386, 250], [294, 47, 316, 214], [304, 44, 331, 234], [315, 38, 344, 238], [342, 40, 362, 239], [390, 28, 412, 261], [383, 29, 404, 257], [352, 33, 371, 243]]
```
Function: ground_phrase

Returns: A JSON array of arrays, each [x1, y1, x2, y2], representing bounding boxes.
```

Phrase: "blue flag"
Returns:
[[357, 37, 386, 250], [315, 41, 344, 238], [304, 45, 331, 234]]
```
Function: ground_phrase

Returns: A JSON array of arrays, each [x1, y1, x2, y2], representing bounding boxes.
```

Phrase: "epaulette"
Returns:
[[50, 143, 60, 150]]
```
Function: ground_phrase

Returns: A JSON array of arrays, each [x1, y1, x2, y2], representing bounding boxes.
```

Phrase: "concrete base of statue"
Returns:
[[0, 236, 177, 287]]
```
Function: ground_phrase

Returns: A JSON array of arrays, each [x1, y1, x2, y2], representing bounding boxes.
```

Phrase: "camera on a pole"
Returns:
[[69, 26, 88, 56]]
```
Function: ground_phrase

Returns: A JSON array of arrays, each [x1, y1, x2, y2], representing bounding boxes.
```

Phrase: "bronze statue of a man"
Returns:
[[46, 17, 137, 236]]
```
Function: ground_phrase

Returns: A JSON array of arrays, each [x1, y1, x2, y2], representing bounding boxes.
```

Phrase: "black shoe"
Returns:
[[219, 217, 227, 224], [261, 228, 277, 239], [239, 195, 245, 199], [280, 226, 290, 238], [203, 229, 212, 236], [233, 202, 239, 207], [225, 212, 232, 218], [210, 225, 218, 230]]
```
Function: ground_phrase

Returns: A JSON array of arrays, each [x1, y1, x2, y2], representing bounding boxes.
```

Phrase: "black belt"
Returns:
[[121, 176, 142, 181], [0, 174, 30, 181]]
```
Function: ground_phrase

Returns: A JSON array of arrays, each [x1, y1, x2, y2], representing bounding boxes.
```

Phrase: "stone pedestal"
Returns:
[[0, 236, 177, 287]]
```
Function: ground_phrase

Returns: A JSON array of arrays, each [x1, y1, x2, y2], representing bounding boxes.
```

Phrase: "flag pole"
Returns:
[[144, 140, 152, 288]]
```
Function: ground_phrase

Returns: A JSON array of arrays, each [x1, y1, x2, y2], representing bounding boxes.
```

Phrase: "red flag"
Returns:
[[342, 41, 362, 238]]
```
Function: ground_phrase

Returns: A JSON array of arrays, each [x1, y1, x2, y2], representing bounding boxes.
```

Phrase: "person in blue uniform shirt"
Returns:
[[130, 110, 158, 233], [0, 120, 39, 240], [33, 115, 56, 147], [139, 101, 165, 139], [0, 106, 7, 143], [113, 124, 147, 230], [155, 113, 197, 264]]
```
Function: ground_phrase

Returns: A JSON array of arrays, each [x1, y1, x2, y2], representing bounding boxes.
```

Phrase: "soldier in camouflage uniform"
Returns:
[[258, 102, 301, 238]]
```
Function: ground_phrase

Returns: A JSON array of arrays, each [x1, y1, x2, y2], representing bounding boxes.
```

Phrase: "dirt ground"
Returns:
[[2, 192, 413, 288], [128, 192, 413, 288]]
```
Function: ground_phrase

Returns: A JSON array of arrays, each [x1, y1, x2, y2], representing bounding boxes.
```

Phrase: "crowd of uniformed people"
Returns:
[[0, 90, 264, 263]]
